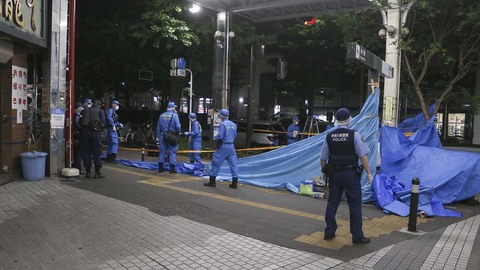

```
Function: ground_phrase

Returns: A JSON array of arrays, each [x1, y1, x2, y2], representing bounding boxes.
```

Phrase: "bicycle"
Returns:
[[132, 123, 156, 148]]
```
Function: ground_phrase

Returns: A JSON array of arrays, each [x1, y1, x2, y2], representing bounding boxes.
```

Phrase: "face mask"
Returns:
[[114, 105, 119, 110], [87, 104, 92, 108], [294, 121, 298, 125]]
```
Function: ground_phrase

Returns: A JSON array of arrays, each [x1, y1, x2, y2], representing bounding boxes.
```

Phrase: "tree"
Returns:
[[402, 0, 480, 121]]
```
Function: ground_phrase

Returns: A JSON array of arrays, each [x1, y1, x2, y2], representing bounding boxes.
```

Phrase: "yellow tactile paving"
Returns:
[[105, 164, 434, 250], [296, 215, 432, 250]]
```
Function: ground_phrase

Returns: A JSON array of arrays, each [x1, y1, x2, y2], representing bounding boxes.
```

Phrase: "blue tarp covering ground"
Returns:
[[117, 86, 480, 217]]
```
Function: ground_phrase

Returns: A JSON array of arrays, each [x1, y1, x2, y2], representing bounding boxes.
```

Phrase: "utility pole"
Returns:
[[375, 0, 417, 127]]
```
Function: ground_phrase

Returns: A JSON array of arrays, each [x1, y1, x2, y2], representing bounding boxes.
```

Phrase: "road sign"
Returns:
[[176, 69, 186, 77], [170, 69, 176, 76], [177, 57, 186, 69], [170, 59, 177, 69], [346, 42, 393, 79]]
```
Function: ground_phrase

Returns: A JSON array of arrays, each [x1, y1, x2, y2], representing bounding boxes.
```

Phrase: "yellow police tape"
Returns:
[[115, 128, 319, 154], [251, 128, 317, 136], [118, 145, 284, 154]]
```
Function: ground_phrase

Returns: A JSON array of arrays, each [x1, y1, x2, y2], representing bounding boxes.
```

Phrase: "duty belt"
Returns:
[[333, 165, 355, 170]]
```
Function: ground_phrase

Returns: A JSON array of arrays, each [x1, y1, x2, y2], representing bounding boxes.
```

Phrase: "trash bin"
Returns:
[[20, 151, 48, 181]]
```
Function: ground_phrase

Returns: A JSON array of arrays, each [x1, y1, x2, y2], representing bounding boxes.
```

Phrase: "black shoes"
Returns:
[[353, 237, 371, 245], [229, 177, 238, 189], [94, 173, 105, 179], [324, 234, 336, 240], [204, 176, 216, 187], [85, 171, 91, 178], [158, 163, 164, 173], [169, 164, 177, 174]]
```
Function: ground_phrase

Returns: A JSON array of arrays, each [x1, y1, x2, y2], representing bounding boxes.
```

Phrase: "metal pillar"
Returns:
[[212, 12, 226, 111]]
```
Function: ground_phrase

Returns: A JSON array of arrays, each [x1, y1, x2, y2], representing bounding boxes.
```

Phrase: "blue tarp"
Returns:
[[204, 87, 380, 202], [378, 117, 480, 207], [117, 86, 480, 218]]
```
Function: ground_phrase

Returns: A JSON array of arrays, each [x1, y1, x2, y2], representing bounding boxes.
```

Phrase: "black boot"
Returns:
[[158, 163, 164, 173], [85, 168, 91, 178], [170, 164, 177, 174], [94, 167, 105, 178], [105, 153, 112, 162], [229, 177, 238, 189], [204, 176, 216, 187], [111, 153, 119, 164]]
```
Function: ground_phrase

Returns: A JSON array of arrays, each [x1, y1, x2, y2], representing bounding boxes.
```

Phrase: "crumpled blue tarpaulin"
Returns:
[[204, 87, 380, 202], [117, 159, 205, 177], [374, 115, 480, 217], [372, 174, 461, 217], [397, 103, 436, 132]]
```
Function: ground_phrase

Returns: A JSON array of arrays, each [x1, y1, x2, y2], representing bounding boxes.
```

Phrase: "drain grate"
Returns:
[[153, 203, 211, 216]]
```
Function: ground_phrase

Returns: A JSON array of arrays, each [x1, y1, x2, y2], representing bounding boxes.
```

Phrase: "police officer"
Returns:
[[320, 108, 373, 245], [287, 117, 301, 144], [73, 102, 85, 173], [156, 102, 181, 173], [204, 109, 239, 189], [80, 99, 106, 178], [106, 100, 123, 163], [83, 98, 92, 108], [184, 113, 202, 164]]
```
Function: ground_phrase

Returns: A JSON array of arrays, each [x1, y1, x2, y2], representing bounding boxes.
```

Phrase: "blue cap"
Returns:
[[189, 113, 197, 119], [168, 102, 176, 108], [335, 108, 351, 121], [83, 98, 92, 105], [74, 102, 83, 109], [220, 109, 229, 117], [292, 117, 299, 122], [112, 100, 120, 105]]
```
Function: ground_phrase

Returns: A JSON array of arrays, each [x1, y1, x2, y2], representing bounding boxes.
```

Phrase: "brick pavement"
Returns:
[[0, 178, 479, 270]]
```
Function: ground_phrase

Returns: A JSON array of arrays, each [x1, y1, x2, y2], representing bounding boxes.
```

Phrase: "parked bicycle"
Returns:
[[132, 122, 156, 148]]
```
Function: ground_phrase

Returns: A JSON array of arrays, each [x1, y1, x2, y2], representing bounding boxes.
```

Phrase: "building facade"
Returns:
[[0, 0, 69, 185]]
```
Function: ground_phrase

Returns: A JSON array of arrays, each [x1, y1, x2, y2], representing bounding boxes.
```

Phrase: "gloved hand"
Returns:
[[367, 173, 373, 184], [112, 126, 117, 131], [119, 123, 123, 128], [184, 132, 190, 136], [156, 137, 159, 142]]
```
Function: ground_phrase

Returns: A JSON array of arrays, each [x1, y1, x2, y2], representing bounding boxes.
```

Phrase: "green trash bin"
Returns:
[[20, 151, 48, 181]]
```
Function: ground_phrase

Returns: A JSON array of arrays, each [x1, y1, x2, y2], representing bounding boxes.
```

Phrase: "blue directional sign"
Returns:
[[177, 57, 186, 69]]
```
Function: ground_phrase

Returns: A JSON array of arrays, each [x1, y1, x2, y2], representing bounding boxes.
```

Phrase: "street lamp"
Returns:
[[188, 3, 200, 13], [213, 18, 235, 109]]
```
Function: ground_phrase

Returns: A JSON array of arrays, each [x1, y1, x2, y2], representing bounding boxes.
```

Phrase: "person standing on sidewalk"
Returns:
[[73, 102, 85, 174], [80, 99, 106, 178], [105, 100, 123, 163], [184, 113, 203, 164], [156, 102, 181, 174], [204, 109, 239, 189], [320, 107, 373, 245], [287, 117, 301, 144]]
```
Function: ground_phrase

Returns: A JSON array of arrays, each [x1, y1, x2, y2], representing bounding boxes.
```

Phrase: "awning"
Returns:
[[188, 0, 375, 22]]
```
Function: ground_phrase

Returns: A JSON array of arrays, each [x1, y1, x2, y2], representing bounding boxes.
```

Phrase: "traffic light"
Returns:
[[277, 58, 288, 80]]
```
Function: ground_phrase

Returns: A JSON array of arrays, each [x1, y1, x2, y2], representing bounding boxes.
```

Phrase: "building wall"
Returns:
[[0, 45, 30, 177]]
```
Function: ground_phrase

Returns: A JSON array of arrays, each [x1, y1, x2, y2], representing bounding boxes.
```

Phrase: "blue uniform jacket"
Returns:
[[215, 119, 237, 144], [157, 111, 181, 138]]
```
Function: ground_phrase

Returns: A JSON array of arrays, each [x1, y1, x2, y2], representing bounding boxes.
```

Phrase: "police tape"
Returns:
[[250, 128, 318, 136], [117, 145, 284, 154]]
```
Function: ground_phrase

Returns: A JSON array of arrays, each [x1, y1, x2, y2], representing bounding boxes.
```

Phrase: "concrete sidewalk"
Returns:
[[1, 175, 479, 270]]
